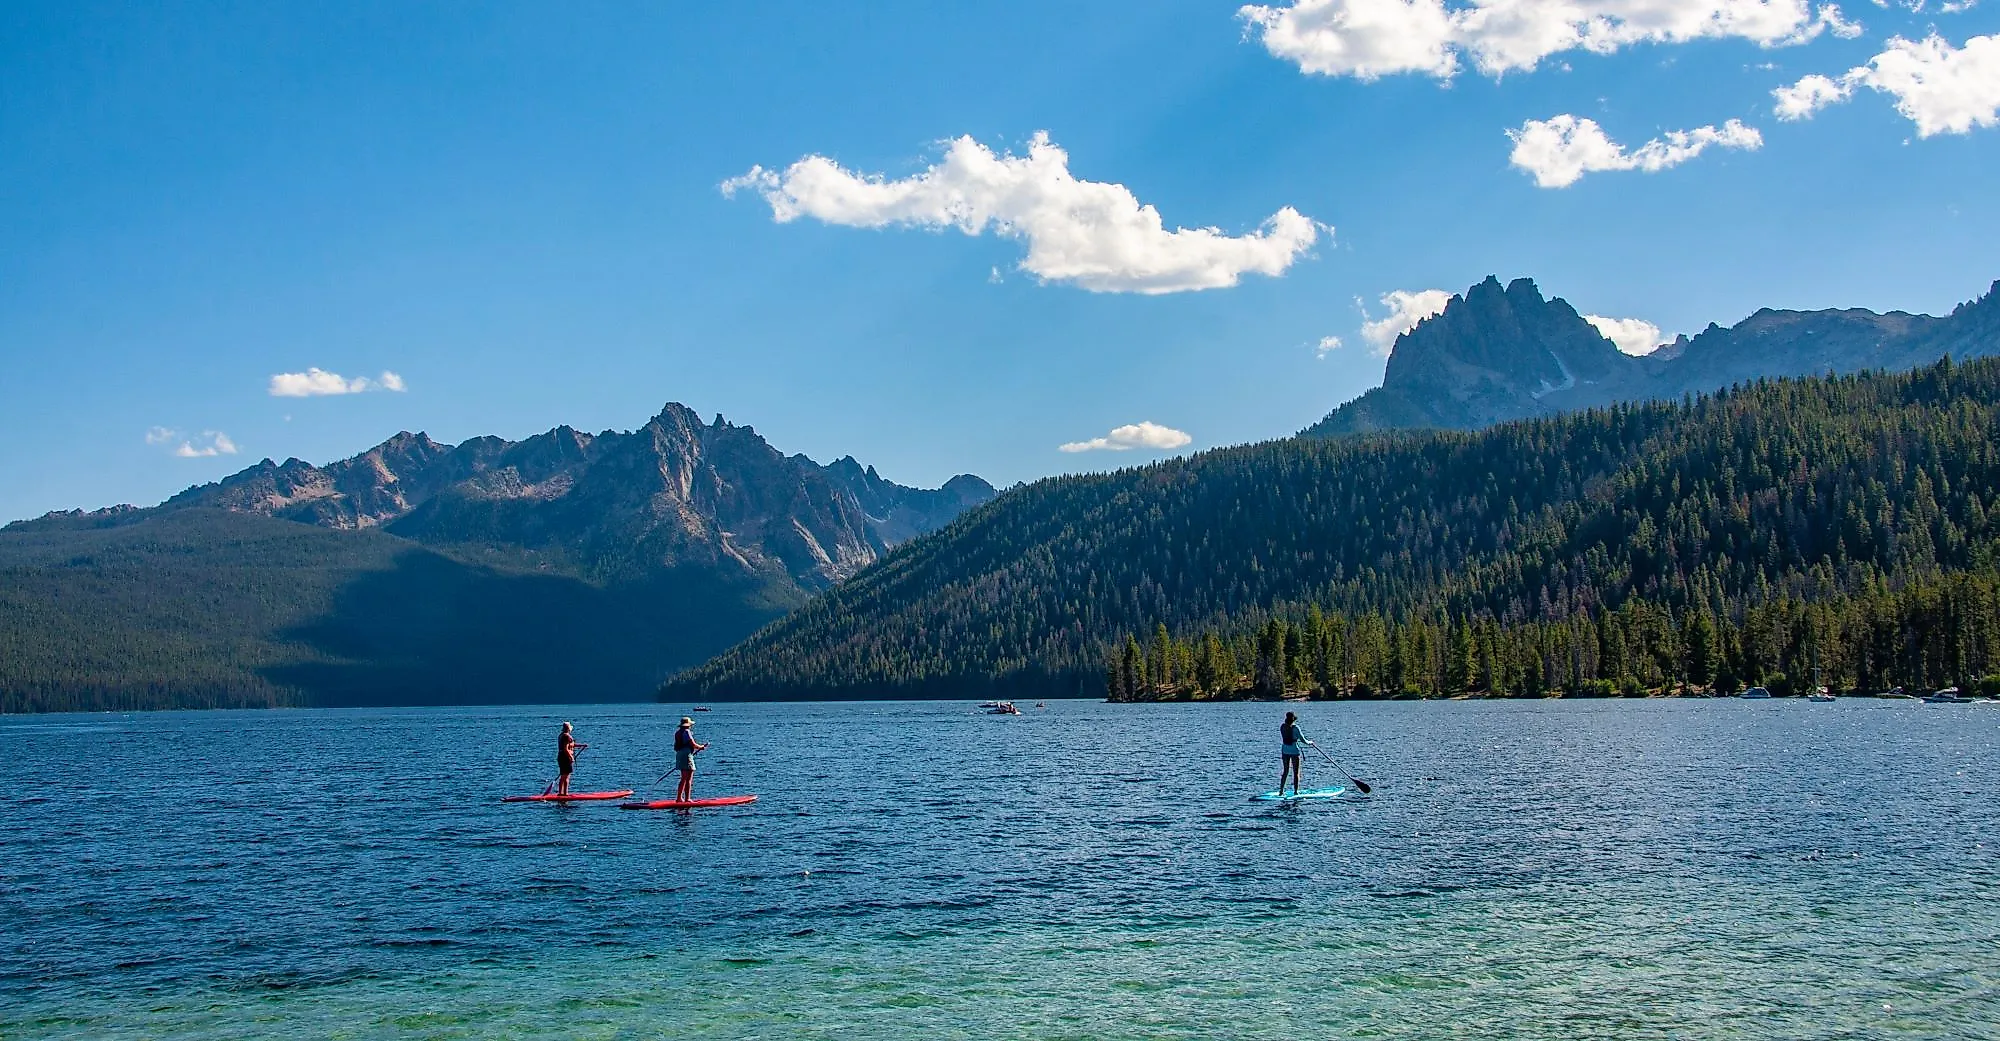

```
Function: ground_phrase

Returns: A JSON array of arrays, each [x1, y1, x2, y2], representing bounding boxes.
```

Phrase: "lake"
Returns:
[[2, 699, 1996, 1039]]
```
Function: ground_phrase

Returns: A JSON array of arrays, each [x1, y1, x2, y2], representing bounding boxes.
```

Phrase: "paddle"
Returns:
[[1305, 740, 1372, 794]]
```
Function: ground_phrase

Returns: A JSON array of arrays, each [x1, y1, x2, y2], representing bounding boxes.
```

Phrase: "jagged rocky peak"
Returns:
[[1383, 275, 1625, 395], [122, 397, 998, 590], [1304, 271, 2000, 440]]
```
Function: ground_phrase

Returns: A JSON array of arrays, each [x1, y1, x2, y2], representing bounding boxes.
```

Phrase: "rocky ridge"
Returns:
[[49, 403, 996, 593], [1306, 276, 2000, 437]]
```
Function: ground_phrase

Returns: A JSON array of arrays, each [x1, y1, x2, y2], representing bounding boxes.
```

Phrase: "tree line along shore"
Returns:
[[1107, 573, 2000, 701]]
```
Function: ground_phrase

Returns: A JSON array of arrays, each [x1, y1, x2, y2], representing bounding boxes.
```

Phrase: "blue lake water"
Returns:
[[2, 698, 1996, 1039]]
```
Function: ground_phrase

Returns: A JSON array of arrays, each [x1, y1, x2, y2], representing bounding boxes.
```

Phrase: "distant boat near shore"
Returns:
[[1737, 687, 1773, 700]]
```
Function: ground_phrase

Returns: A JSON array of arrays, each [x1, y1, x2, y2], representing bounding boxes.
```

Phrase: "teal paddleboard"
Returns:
[[1251, 786, 1346, 803]]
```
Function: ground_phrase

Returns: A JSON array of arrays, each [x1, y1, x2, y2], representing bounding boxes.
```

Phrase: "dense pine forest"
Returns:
[[664, 358, 2000, 701], [1105, 575, 2000, 701], [0, 508, 779, 713]]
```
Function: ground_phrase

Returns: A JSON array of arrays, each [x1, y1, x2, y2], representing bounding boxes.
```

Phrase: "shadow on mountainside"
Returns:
[[264, 551, 793, 707]]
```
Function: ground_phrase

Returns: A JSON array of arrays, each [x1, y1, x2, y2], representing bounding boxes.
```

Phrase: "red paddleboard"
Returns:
[[501, 790, 635, 803], [619, 795, 758, 810]]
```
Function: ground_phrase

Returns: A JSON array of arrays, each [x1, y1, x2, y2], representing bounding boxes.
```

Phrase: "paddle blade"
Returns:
[[1354, 779, 1372, 794]]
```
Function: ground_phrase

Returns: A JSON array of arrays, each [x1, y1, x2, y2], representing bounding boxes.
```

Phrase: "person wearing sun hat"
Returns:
[[672, 716, 708, 802]]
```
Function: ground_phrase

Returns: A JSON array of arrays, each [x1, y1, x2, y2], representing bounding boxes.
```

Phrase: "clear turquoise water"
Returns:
[[2, 699, 1996, 1039]]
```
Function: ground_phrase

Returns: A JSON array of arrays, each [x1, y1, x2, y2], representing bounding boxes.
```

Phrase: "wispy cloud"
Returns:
[[1507, 114, 1762, 188], [1239, 0, 1858, 81], [144, 425, 178, 445], [171, 431, 238, 458], [1774, 33, 2000, 136], [723, 132, 1321, 295], [1315, 335, 1345, 357], [269, 368, 408, 397], [1059, 421, 1193, 454]]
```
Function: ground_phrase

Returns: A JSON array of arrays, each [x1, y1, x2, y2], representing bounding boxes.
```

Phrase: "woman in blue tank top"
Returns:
[[1279, 711, 1304, 796]]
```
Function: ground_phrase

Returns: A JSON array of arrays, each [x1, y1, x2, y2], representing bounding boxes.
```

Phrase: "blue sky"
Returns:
[[3, 1, 1997, 522]]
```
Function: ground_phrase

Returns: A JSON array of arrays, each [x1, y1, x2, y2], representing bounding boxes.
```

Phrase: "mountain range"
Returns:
[[11, 274, 2000, 711], [1304, 276, 2000, 437], [0, 405, 994, 712]]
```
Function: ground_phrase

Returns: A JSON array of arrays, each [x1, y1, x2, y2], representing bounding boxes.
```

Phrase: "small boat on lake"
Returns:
[[987, 701, 1022, 715], [1874, 687, 1915, 699], [1921, 687, 1972, 704], [1807, 688, 1836, 702], [1738, 687, 1773, 699]]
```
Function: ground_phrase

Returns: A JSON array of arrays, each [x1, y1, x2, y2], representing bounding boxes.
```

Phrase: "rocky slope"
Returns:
[[1305, 276, 2000, 437], [150, 403, 994, 589]]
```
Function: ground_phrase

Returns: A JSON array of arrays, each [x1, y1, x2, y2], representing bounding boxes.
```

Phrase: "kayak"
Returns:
[[1250, 786, 1346, 803], [619, 795, 759, 810], [501, 790, 635, 803]]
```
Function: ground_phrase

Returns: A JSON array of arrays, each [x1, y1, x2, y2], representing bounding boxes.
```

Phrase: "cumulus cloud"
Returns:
[[1239, 0, 1857, 81], [1584, 314, 1667, 355], [172, 431, 238, 458], [1507, 114, 1763, 188], [1773, 72, 1854, 117], [1059, 421, 1194, 454], [1358, 289, 1453, 355], [1316, 335, 1345, 356], [1773, 33, 2000, 135], [269, 368, 408, 397], [722, 132, 1321, 294]]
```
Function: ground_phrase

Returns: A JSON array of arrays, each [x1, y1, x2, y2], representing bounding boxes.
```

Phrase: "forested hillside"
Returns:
[[663, 358, 2000, 700], [0, 509, 782, 713]]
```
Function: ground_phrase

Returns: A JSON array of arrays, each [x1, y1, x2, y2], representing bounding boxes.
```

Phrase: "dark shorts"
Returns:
[[557, 754, 574, 773]]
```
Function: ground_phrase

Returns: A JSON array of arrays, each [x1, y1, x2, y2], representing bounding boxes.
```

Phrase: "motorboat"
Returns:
[[986, 701, 1022, 715], [1873, 687, 1915, 699], [1921, 687, 1972, 704], [1807, 688, 1836, 702], [1737, 687, 1773, 699]]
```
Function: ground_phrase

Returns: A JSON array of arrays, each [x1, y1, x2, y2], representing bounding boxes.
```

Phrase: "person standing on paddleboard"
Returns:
[[555, 722, 588, 796], [673, 716, 708, 803], [1279, 711, 1305, 796]]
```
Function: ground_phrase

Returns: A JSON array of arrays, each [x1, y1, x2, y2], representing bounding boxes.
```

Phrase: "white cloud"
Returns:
[[144, 425, 178, 445], [722, 132, 1321, 295], [1358, 288, 1453, 355], [1316, 335, 1345, 356], [1584, 313, 1667, 355], [172, 431, 238, 458], [1059, 421, 1194, 453], [1773, 72, 1854, 117], [1773, 33, 2000, 135], [268, 367, 408, 397], [1507, 114, 1763, 188], [1239, 0, 1857, 81]]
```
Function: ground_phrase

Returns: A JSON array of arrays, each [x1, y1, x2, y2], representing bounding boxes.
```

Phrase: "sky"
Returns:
[[3, 1, 1998, 522]]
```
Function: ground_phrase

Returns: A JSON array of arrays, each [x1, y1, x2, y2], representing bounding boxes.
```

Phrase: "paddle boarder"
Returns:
[[555, 722, 587, 796], [1279, 711, 1305, 797], [673, 716, 708, 802]]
